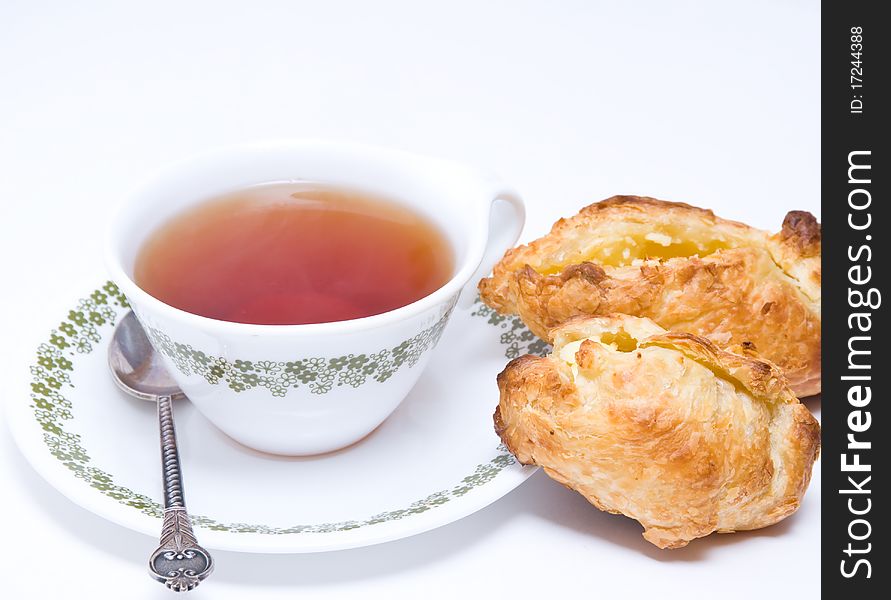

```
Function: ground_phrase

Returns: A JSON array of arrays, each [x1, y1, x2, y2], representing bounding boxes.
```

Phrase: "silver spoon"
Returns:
[[108, 311, 214, 592]]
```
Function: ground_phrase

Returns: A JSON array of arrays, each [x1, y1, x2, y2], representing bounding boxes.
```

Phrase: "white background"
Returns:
[[0, 1, 820, 598]]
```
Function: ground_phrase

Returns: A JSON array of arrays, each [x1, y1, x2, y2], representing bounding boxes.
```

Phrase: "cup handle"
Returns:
[[457, 188, 526, 309]]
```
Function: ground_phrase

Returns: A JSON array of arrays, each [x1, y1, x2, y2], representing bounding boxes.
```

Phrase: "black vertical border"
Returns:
[[822, 1, 886, 596]]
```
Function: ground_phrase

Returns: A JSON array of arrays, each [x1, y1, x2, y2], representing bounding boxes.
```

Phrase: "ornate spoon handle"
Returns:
[[148, 395, 214, 592]]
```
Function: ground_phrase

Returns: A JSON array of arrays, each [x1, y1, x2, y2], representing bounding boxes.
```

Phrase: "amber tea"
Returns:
[[134, 182, 454, 325]]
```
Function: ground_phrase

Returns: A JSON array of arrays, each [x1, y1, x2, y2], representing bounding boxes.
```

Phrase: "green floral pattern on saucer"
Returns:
[[469, 301, 551, 358], [144, 308, 453, 397], [28, 283, 533, 534]]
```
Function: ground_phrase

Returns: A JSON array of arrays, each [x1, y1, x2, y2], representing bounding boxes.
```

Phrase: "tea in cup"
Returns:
[[106, 141, 525, 455]]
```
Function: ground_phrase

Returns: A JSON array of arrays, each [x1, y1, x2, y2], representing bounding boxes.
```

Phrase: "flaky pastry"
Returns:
[[479, 196, 821, 397], [495, 315, 821, 549]]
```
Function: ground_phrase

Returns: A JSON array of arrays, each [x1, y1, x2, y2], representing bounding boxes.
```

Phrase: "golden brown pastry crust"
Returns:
[[494, 315, 821, 549], [479, 196, 822, 397]]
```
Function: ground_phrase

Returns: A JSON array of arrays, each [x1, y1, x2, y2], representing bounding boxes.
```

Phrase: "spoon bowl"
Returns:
[[109, 311, 183, 401]]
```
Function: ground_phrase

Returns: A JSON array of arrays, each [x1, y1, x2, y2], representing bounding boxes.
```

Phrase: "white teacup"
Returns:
[[106, 140, 524, 455]]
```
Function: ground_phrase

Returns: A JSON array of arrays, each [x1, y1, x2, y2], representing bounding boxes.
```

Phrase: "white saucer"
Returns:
[[7, 281, 545, 553]]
